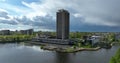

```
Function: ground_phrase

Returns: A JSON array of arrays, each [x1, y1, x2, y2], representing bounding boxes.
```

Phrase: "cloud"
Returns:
[[0, 2, 32, 16], [0, 9, 56, 31], [0, 8, 9, 19], [15, 15, 56, 31], [21, 0, 120, 27], [0, 23, 33, 31], [1, 0, 120, 31], [70, 0, 120, 26], [0, 0, 6, 2], [0, 9, 18, 25]]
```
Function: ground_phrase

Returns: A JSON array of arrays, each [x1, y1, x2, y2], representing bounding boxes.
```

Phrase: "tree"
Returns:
[[110, 57, 116, 63], [110, 48, 120, 63]]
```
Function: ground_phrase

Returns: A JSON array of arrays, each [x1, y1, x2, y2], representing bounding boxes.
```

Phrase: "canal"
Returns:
[[0, 43, 119, 63]]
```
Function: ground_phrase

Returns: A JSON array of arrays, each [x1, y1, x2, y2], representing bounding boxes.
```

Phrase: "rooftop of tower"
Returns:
[[57, 9, 69, 13]]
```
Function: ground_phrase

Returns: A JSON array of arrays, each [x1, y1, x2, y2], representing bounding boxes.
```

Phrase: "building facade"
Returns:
[[20, 29, 33, 35], [0, 30, 10, 35], [56, 9, 69, 39]]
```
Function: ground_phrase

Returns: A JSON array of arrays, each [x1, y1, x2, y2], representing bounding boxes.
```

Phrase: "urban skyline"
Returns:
[[0, 0, 120, 32]]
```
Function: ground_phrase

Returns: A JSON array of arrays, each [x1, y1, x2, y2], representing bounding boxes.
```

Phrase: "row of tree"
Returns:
[[0, 35, 34, 42]]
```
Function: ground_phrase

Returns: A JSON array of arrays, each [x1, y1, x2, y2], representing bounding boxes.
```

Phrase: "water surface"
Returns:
[[0, 43, 119, 63]]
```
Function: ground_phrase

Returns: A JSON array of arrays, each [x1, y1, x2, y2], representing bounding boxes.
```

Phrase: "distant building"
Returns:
[[20, 29, 33, 35], [0, 30, 10, 35], [90, 36, 101, 46], [28, 29, 34, 35], [115, 33, 120, 41], [35, 33, 50, 39], [56, 9, 69, 39], [82, 35, 101, 46]]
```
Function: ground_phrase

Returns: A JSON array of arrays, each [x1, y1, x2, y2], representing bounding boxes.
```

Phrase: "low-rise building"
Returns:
[[20, 29, 33, 35], [82, 35, 101, 46], [0, 30, 10, 35], [90, 36, 101, 46], [114, 33, 120, 41]]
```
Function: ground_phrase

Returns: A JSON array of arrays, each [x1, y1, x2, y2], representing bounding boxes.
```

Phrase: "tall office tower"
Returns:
[[56, 9, 69, 39]]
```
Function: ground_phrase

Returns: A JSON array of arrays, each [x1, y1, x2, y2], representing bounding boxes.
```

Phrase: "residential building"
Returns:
[[20, 29, 33, 35], [0, 30, 10, 35], [56, 9, 69, 39], [82, 35, 101, 46]]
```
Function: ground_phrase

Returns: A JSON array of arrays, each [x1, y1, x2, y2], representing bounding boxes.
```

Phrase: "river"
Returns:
[[0, 43, 119, 63]]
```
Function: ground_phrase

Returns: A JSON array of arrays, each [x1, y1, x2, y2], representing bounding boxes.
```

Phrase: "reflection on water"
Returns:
[[0, 43, 119, 63], [55, 52, 69, 63]]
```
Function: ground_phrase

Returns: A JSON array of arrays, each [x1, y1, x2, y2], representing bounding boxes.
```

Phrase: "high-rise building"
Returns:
[[56, 9, 69, 39]]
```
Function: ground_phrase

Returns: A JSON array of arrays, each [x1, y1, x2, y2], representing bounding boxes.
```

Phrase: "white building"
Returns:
[[90, 36, 101, 46]]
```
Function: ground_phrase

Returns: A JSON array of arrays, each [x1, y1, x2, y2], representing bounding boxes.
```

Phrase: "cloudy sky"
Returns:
[[0, 0, 120, 32]]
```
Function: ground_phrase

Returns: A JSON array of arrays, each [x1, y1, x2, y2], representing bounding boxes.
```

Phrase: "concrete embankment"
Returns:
[[111, 42, 120, 46], [75, 47, 101, 51]]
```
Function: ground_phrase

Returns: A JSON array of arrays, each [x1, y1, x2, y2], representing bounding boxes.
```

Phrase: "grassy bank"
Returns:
[[110, 48, 120, 63]]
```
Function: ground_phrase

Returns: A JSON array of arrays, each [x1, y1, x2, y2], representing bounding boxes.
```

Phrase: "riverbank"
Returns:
[[26, 41, 120, 53], [23, 42, 102, 53], [42, 46, 101, 53], [111, 42, 120, 46], [109, 48, 120, 63]]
